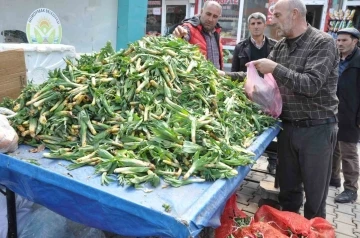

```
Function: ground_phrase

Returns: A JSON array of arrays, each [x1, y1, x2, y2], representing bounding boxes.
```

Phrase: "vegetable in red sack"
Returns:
[[232, 221, 288, 238], [254, 205, 335, 237], [215, 193, 247, 238], [308, 217, 335, 238], [254, 205, 311, 236], [245, 62, 282, 118]]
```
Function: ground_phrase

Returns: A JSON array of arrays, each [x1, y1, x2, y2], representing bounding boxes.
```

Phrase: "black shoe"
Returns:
[[329, 178, 341, 188], [267, 160, 276, 174], [335, 189, 358, 203]]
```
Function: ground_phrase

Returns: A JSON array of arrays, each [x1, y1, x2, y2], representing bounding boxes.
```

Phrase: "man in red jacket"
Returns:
[[172, 1, 224, 70]]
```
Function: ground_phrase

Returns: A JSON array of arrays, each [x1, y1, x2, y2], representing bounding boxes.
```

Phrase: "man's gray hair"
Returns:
[[288, 0, 307, 17], [247, 12, 266, 24]]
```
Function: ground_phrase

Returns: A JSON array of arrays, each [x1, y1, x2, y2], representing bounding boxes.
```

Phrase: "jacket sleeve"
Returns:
[[224, 71, 246, 81], [231, 44, 241, 72], [357, 69, 360, 126], [181, 25, 191, 42]]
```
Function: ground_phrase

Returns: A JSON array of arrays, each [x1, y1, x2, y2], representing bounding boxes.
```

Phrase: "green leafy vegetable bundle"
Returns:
[[2, 36, 277, 188]]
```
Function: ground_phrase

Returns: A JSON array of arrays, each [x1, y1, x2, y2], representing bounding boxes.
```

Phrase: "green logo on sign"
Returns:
[[26, 8, 62, 44]]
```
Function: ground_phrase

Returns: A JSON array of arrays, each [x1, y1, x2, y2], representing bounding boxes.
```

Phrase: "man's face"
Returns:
[[248, 18, 266, 38], [337, 34, 358, 55], [271, 2, 293, 38], [200, 4, 222, 32]]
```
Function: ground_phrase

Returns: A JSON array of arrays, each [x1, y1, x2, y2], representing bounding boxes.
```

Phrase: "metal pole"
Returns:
[[6, 188, 17, 238]]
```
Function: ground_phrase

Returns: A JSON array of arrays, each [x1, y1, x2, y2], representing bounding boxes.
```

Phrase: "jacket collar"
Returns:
[[341, 46, 358, 61], [282, 24, 312, 53], [250, 35, 265, 49], [182, 15, 222, 32], [347, 47, 360, 69], [243, 36, 274, 57]]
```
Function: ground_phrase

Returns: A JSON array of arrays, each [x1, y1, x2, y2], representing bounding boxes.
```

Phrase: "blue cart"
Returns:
[[0, 126, 280, 238]]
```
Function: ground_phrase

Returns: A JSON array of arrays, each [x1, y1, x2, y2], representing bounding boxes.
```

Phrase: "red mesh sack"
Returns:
[[232, 221, 288, 238], [215, 193, 247, 238], [254, 205, 311, 236], [308, 217, 335, 238]]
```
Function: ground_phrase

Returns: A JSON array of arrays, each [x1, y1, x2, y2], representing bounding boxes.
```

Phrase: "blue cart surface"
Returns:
[[0, 126, 280, 238]]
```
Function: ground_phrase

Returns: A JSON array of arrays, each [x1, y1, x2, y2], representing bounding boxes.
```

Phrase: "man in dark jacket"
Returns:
[[218, 12, 276, 81], [330, 28, 360, 203], [219, 12, 277, 174]]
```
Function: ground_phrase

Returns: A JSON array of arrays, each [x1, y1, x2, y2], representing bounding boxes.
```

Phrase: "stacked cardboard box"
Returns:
[[0, 49, 27, 102]]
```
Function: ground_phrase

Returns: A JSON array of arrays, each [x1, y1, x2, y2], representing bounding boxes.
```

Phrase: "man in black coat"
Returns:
[[331, 28, 360, 203], [219, 12, 277, 174], [218, 12, 277, 81]]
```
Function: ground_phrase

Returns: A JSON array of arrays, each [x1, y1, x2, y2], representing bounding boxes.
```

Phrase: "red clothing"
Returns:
[[182, 18, 224, 69]]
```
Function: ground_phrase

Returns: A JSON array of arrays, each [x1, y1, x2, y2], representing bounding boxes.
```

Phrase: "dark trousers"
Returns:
[[277, 123, 338, 219], [331, 141, 359, 191], [266, 140, 278, 162]]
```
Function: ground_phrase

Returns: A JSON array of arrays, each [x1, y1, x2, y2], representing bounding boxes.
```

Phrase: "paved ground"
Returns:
[[237, 155, 360, 238]]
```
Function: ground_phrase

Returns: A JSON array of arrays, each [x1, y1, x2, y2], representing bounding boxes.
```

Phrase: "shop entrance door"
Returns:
[[302, 0, 328, 30], [162, 1, 189, 35], [306, 5, 323, 29]]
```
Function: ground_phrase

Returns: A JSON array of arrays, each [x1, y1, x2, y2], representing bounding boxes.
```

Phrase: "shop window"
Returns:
[[147, 0, 162, 36], [347, 6, 360, 31], [240, 0, 269, 39], [330, 0, 341, 9], [327, 7, 359, 39], [165, 5, 187, 35], [306, 5, 323, 29], [202, 0, 240, 46]]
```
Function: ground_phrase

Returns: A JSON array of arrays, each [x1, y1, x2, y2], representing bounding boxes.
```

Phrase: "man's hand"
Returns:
[[173, 26, 188, 38], [246, 59, 278, 74], [217, 70, 225, 76]]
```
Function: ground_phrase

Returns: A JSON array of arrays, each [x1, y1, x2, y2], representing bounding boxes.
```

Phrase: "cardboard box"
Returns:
[[0, 49, 27, 102]]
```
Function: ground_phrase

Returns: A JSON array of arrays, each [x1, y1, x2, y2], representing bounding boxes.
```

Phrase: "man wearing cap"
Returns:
[[330, 27, 360, 203]]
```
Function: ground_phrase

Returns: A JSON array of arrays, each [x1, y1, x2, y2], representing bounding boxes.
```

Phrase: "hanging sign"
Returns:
[[203, 0, 239, 5], [26, 8, 62, 44]]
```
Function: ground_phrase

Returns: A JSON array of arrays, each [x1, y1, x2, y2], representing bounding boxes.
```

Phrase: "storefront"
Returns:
[[196, 0, 329, 46], [191, 0, 329, 66], [146, 0, 197, 36]]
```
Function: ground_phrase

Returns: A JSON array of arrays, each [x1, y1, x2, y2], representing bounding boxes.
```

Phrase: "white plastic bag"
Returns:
[[0, 114, 18, 153], [20, 207, 75, 238], [0, 186, 34, 238]]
